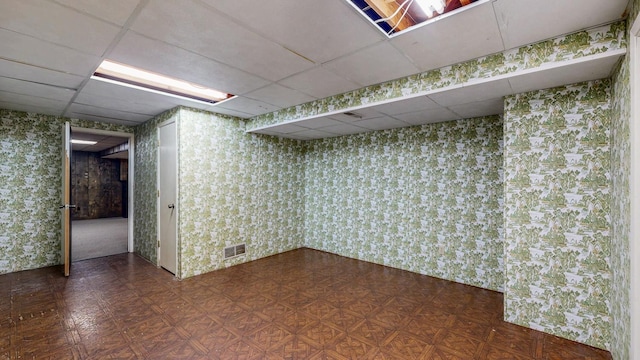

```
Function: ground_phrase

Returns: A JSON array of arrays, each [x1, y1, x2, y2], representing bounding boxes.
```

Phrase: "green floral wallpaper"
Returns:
[[177, 108, 305, 278], [304, 116, 504, 291], [248, 22, 625, 131], [504, 80, 611, 350], [611, 53, 630, 360], [0, 109, 132, 274], [133, 108, 179, 265], [133, 107, 305, 278], [609, 2, 637, 358]]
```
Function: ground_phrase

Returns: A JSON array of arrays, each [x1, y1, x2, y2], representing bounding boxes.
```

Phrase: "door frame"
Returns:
[[70, 127, 136, 253], [157, 119, 178, 276]]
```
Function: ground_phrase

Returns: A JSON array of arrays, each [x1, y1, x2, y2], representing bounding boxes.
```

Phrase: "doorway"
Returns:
[[67, 127, 135, 264], [158, 120, 177, 274]]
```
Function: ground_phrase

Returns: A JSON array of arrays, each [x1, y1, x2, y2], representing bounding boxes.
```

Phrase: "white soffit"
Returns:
[[427, 79, 513, 107], [393, 106, 460, 125], [352, 116, 411, 131], [370, 95, 441, 115], [249, 48, 624, 140], [448, 98, 504, 119], [507, 52, 625, 94], [493, 0, 628, 50]]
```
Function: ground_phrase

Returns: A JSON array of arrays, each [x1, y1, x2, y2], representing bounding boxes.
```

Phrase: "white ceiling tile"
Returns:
[[67, 103, 152, 123], [52, 0, 141, 26], [321, 123, 370, 136], [278, 67, 361, 99], [324, 42, 420, 87], [393, 107, 459, 125], [0, 77, 76, 102], [0, 0, 121, 56], [508, 55, 622, 94], [328, 108, 383, 122], [428, 79, 512, 106], [80, 78, 209, 110], [267, 123, 311, 134], [253, 128, 284, 136], [391, 1, 504, 71], [369, 96, 440, 115], [0, 59, 84, 89], [206, 106, 254, 119], [244, 84, 316, 109], [448, 98, 504, 119], [198, 0, 384, 63], [284, 133, 313, 141], [352, 116, 410, 131], [287, 129, 337, 139], [0, 28, 101, 76], [493, 0, 628, 50], [212, 96, 281, 116], [297, 116, 345, 129], [74, 91, 165, 116], [108, 31, 270, 95], [66, 112, 141, 126], [0, 91, 68, 112], [0, 101, 63, 116], [131, 0, 315, 82]]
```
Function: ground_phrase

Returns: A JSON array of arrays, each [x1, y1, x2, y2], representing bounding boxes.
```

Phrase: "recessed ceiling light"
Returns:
[[71, 139, 98, 145], [92, 60, 233, 104], [348, 0, 478, 36], [415, 0, 445, 15]]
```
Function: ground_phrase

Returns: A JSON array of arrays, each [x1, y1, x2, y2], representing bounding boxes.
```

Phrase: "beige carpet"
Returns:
[[72, 217, 128, 262]]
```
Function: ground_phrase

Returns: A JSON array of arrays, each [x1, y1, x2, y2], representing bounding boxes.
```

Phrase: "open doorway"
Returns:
[[69, 128, 134, 262]]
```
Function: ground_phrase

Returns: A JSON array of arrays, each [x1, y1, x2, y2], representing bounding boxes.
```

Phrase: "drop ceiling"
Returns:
[[0, 0, 630, 140]]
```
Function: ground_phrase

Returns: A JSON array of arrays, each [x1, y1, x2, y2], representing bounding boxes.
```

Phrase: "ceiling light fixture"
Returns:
[[415, 0, 445, 15], [71, 139, 98, 145], [92, 60, 233, 104]]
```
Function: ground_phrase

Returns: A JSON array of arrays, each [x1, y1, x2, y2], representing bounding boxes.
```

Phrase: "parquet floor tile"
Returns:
[[0, 249, 613, 359]]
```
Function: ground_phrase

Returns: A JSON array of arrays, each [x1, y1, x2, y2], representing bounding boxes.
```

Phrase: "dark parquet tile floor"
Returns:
[[1, 248, 611, 359]]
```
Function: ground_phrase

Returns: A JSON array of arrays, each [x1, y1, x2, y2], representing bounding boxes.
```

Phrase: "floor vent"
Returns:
[[224, 244, 246, 259]]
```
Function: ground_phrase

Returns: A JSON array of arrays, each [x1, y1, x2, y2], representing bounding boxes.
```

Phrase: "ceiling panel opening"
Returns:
[[348, 0, 479, 36]]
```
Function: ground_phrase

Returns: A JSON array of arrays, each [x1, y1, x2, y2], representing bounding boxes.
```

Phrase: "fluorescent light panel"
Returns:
[[71, 139, 97, 145], [93, 60, 233, 104], [415, 0, 445, 15]]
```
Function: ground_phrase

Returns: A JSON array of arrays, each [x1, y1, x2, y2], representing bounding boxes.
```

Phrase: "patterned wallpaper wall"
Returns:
[[304, 116, 504, 291], [610, 52, 630, 360], [133, 108, 179, 265], [177, 108, 305, 278], [0, 110, 132, 274], [503, 80, 611, 350], [131, 107, 305, 278], [248, 22, 625, 131], [609, 1, 637, 357]]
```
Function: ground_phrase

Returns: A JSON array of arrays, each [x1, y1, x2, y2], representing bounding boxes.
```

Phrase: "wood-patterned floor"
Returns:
[[1, 249, 611, 359]]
